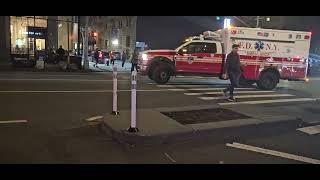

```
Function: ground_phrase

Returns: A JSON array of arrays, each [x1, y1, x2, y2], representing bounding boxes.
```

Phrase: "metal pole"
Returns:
[[128, 70, 139, 133], [256, 16, 260, 28], [83, 16, 89, 71], [67, 21, 70, 70], [111, 66, 119, 115]]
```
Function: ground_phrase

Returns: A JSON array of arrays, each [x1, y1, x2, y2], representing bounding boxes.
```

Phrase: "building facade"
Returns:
[[88, 16, 137, 55], [0, 16, 137, 65], [0, 16, 80, 64]]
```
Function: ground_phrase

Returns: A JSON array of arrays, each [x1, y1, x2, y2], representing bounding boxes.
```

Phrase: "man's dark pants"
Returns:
[[224, 72, 240, 98]]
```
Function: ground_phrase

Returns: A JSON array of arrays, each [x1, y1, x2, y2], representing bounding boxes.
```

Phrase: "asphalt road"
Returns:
[[0, 71, 320, 163]]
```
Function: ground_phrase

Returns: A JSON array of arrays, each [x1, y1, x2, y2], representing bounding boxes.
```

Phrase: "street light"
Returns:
[[224, 18, 231, 29], [112, 39, 119, 46]]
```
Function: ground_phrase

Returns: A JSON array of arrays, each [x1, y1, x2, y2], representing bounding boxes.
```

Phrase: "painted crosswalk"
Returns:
[[184, 91, 274, 96], [297, 125, 320, 135], [155, 83, 318, 106], [199, 94, 295, 100]]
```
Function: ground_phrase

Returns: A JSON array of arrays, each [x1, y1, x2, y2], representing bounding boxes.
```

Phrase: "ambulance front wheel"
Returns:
[[153, 66, 171, 85], [257, 71, 279, 90]]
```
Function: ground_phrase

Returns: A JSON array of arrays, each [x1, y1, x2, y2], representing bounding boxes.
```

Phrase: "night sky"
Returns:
[[136, 16, 320, 52]]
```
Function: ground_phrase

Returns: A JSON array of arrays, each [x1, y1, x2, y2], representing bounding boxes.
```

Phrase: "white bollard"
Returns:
[[111, 66, 119, 115], [128, 70, 139, 133]]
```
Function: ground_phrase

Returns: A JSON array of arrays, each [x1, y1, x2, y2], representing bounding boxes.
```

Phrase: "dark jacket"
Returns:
[[224, 52, 241, 74], [131, 51, 139, 64], [56, 48, 65, 56], [94, 51, 99, 61], [122, 52, 127, 61]]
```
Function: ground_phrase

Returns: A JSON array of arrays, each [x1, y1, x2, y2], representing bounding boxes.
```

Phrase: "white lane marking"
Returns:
[[164, 153, 176, 163], [0, 120, 28, 124], [0, 89, 169, 93], [187, 87, 254, 91], [297, 125, 320, 135], [219, 98, 316, 106], [226, 142, 320, 164], [199, 94, 295, 100], [0, 79, 130, 82], [86, 116, 104, 122], [157, 85, 175, 88], [168, 89, 187, 91], [160, 84, 227, 88], [184, 91, 274, 96], [169, 87, 254, 92], [309, 77, 320, 81]]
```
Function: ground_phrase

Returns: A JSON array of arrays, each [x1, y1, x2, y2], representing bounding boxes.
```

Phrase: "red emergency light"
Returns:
[[231, 30, 237, 35], [304, 35, 310, 40]]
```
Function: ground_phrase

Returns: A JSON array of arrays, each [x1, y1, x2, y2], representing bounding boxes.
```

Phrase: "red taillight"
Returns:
[[257, 32, 263, 36], [304, 35, 310, 40]]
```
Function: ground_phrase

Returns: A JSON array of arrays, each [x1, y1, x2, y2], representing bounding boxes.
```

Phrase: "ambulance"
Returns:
[[138, 27, 312, 90]]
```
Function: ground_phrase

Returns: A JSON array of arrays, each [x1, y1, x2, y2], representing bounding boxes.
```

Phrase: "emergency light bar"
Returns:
[[203, 31, 222, 41]]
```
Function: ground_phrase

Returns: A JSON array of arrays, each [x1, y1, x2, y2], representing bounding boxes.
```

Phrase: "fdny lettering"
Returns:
[[239, 42, 278, 51]]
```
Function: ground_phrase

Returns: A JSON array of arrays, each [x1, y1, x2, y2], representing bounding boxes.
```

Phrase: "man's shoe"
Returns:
[[227, 97, 236, 102]]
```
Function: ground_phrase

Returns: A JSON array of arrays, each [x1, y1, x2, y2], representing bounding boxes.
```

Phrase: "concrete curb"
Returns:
[[99, 122, 197, 146], [100, 114, 299, 146]]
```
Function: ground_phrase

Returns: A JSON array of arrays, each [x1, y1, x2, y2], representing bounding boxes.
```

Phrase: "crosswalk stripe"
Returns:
[[184, 91, 274, 96], [226, 142, 320, 164], [219, 98, 316, 106], [199, 94, 295, 100], [158, 84, 223, 88], [169, 87, 255, 91], [297, 125, 320, 135], [157, 85, 175, 88], [186, 87, 255, 91]]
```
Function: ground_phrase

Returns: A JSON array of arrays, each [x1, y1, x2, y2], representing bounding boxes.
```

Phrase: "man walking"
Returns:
[[222, 44, 242, 102], [131, 48, 139, 72], [93, 49, 100, 68], [121, 50, 127, 68], [56, 45, 65, 62]]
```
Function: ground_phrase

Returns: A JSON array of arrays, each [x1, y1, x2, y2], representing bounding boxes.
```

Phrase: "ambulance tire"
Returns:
[[257, 71, 279, 90], [153, 65, 171, 85]]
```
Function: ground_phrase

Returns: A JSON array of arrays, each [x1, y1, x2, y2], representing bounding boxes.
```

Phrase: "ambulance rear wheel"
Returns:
[[257, 71, 279, 90], [153, 66, 171, 84]]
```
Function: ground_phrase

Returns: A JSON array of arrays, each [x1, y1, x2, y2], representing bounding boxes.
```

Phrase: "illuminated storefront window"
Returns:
[[10, 16, 79, 61]]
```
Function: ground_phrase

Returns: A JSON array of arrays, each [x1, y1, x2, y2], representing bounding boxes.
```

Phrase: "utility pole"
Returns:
[[83, 16, 89, 71], [256, 16, 260, 28]]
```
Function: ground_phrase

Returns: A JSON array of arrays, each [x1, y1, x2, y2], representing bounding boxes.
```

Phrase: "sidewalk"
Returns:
[[89, 60, 132, 72], [100, 104, 302, 146]]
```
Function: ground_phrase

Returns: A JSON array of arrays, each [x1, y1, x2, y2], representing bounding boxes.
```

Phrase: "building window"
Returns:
[[9, 16, 79, 59], [126, 18, 129, 27], [126, 36, 130, 48], [118, 20, 122, 29], [128, 17, 132, 27], [105, 40, 108, 48]]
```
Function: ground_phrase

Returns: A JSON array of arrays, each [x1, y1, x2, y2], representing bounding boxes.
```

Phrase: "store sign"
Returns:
[[26, 26, 47, 38]]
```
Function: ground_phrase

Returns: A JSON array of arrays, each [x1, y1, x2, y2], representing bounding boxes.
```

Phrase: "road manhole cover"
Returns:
[[161, 108, 250, 125]]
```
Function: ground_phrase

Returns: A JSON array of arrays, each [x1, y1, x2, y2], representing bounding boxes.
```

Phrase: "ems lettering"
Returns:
[[266, 43, 278, 51]]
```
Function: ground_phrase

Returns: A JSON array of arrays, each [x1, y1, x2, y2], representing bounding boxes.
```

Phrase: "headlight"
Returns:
[[142, 53, 148, 61]]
